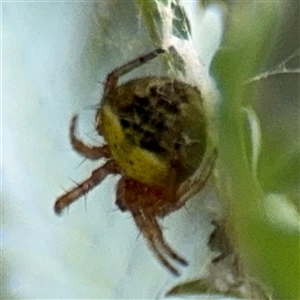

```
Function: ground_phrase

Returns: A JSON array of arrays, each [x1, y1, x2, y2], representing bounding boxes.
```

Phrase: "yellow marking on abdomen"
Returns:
[[101, 105, 170, 186]]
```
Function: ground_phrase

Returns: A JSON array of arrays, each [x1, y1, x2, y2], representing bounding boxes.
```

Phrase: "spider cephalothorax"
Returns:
[[54, 48, 215, 276]]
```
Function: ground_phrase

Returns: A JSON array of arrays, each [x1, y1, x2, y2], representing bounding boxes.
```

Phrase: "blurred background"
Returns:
[[2, 1, 299, 299]]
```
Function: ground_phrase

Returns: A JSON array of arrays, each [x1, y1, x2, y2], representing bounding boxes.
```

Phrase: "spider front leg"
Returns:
[[103, 48, 166, 97], [54, 160, 120, 214], [70, 115, 111, 160], [133, 210, 188, 276], [115, 177, 188, 275]]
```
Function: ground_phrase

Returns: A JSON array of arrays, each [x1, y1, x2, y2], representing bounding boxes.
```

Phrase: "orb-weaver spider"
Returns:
[[54, 47, 215, 276]]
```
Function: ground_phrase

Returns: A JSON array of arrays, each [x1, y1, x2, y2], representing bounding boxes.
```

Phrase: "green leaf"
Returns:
[[212, 1, 300, 299]]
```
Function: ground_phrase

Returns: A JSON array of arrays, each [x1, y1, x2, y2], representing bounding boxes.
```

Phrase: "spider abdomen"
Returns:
[[99, 77, 207, 186]]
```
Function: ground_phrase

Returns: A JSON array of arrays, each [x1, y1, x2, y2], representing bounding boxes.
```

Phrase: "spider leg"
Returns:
[[115, 176, 127, 212], [103, 48, 166, 96], [133, 211, 188, 276], [175, 149, 218, 211], [70, 115, 111, 160], [54, 160, 119, 214]]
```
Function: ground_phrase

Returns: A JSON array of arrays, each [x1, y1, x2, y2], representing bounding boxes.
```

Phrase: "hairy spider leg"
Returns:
[[103, 48, 166, 97], [54, 160, 120, 214], [115, 176, 188, 275], [70, 115, 111, 160], [175, 149, 218, 211], [133, 211, 188, 276]]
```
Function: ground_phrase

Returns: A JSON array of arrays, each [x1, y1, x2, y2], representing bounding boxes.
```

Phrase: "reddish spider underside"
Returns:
[[54, 48, 215, 276]]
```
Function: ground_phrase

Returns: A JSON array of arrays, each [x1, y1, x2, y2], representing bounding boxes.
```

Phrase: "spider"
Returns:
[[54, 47, 216, 276]]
